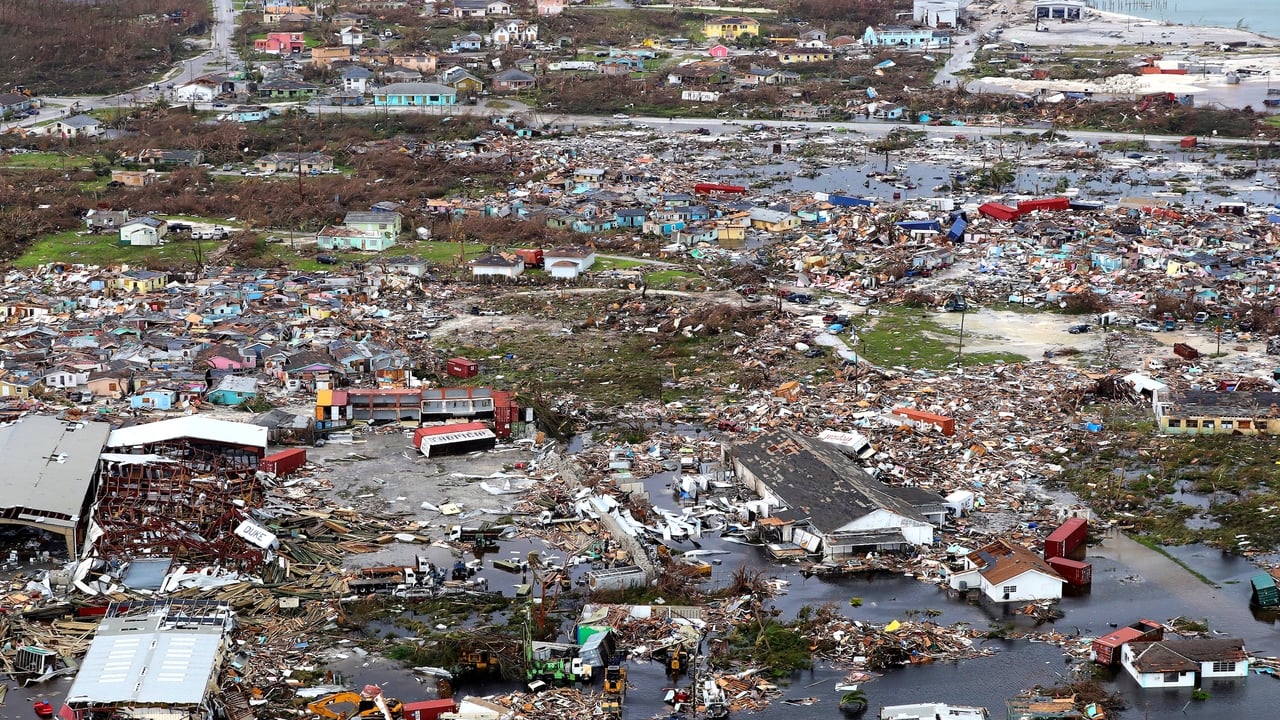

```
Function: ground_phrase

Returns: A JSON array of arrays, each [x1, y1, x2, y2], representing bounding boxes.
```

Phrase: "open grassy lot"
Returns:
[[856, 307, 1028, 369], [14, 230, 218, 267]]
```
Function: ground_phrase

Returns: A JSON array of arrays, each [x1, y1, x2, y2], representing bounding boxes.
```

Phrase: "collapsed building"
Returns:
[[93, 416, 270, 568]]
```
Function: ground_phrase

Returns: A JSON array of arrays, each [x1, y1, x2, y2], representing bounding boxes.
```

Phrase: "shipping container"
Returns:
[[585, 566, 646, 592], [514, 248, 544, 267], [1173, 343, 1200, 360], [404, 699, 459, 720], [978, 202, 1021, 221], [1016, 197, 1070, 214], [260, 448, 307, 477], [891, 407, 956, 436], [445, 357, 479, 379], [1252, 572, 1280, 608], [1044, 517, 1088, 561], [825, 194, 876, 208], [693, 182, 746, 194], [1047, 556, 1092, 586]]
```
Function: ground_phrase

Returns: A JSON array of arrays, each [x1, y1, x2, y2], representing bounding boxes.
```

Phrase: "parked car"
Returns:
[[1067, 324, 1091, 334], [212, 102, 227, 108], [1136, 320, 1161, 332], [786, 292, 813, 304], [316, 253, 339, 265], [1193, 311, 1210, 323]]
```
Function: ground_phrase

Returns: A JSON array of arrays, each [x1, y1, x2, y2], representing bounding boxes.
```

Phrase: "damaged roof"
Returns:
[[0, 416, 111, 528], [1127, 638, 1247, 674], [730, 429, 929, 533], [965, 538, 1064, 585]]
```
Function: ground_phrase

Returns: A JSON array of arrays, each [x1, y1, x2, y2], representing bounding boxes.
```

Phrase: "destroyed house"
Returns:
[[948, 538, 1065, 603], [1155, 390, 1280, 435], [0, 416, 111, 557], [62, 601, 235, 720], [730, 430, 937, 560], [1120, 638, 1248, 688]]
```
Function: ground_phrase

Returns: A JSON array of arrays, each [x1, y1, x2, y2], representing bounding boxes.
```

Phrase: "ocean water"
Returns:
[[1107, 1, 1280, 40]]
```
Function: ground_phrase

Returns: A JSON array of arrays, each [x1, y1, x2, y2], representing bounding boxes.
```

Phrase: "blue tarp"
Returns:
[[1268, 214, 1280, 224]]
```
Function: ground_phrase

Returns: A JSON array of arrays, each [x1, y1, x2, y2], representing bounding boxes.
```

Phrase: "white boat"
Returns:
[[880, 703, 988, 720]]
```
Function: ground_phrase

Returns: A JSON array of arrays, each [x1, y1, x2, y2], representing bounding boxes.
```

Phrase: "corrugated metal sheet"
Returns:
[[106, 416, 267, 450], [0, 416, 112, 527], [66, 619, 224, 706]]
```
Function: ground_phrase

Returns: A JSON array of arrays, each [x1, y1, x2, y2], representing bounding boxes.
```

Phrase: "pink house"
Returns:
[[201, 345, 255, 370], [708, 44, 730, 58], [254, 32, 306, 54], [536, 0, 565, 15]]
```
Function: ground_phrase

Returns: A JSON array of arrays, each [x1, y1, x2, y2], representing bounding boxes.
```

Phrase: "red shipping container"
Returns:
[[1048, 557, 1092, 586], [403, 700, 458, 720], [446, 357, 479, 379], [978, 202, 1021, 221], [892, 407, 956, 436], [260, 448, 307, 477], [1016, 197, 1070, 213], [1044, 517, 1088, 561], [1179, 136, 1197, 149]]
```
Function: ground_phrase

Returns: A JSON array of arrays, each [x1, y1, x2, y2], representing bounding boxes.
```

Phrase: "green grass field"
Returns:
[[14, 230, 220, 267], [857, 307, 1027, 369]]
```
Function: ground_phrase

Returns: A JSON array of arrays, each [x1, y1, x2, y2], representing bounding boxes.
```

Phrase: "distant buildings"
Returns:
[[863, 24, 953, 48]]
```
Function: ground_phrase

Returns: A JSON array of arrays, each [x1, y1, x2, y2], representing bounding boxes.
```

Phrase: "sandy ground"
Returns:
[[1002, 7, 1275, 47]]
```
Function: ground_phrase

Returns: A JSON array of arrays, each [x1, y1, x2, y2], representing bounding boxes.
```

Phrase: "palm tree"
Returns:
[[839, 689, 868, 715]]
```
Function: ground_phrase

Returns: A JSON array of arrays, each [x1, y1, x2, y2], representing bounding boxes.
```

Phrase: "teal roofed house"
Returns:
[[372, 82, 457, 106]]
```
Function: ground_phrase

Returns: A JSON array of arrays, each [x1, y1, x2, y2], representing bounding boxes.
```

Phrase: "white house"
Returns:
[[471, 252, 525, 279], [42, 369, 90, 390], [1120, 639, 1248, 689], [338, 26, 365, 46], [948, 538, 1065, 603], [174, 78, 220, 102], [914, 0, 962, 28], [53, 115, 102, 139], [341, 66, 374, 93], [543, 244, 595, 279], [118, 217, 169, 247], [489, 19, 538, 48]]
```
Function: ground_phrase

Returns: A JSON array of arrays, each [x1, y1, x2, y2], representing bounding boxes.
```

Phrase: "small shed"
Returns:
[[445, 357, 479, 378]]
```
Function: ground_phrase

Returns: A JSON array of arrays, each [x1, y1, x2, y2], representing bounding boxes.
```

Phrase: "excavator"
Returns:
[[306, 691, 404, 720]]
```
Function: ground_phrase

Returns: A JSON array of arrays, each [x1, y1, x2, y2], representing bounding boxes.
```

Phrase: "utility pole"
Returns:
[[956, 302, 966, 365]]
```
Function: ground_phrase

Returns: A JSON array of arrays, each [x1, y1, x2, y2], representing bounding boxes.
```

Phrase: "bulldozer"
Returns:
[[459, 648, 497, 674], [306, 692, 404, 720], [666, 647, 690, 676]]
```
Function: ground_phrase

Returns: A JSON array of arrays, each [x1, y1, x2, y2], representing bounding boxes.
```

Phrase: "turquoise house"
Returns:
[[208, 376, 259, 406], [373, 82, 457, 107], [131, 389, 176, 410]]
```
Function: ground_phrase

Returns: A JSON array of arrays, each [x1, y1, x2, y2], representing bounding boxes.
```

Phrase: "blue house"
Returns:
[[226, 106, 273, 123], [207, 376, 259, 406], [373, 82, 457, 106], [615, 208, 648, 227], [131, 389, 177, 411], [863, 25, 952, 48]]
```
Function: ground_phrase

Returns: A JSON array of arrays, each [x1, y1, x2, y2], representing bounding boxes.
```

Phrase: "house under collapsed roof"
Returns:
[[729, 429, 942, 560], [0, 416, 111, 556]]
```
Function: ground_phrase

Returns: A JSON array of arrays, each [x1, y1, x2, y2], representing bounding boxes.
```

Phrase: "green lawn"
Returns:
[[0, 152, 89, 170], [645, 269, 700, 287], [857, 307, 1027, 369], [595, 256, 649, 271], [15, 230, 220, 267]]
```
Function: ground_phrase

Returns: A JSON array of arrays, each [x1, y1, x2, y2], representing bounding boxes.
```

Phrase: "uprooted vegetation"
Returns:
[[0, 0, 210, 94]]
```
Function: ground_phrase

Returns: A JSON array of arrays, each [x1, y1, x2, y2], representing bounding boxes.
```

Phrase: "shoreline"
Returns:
[[1001, 1, 1278, 47], [1090, 6, 1280, 44]]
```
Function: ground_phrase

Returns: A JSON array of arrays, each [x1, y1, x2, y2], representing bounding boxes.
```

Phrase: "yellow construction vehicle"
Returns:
[[460, 648, 497, 673], [603, 665, 627, 695], [306, 692, 404, 720], [667, 647, 690, 675]]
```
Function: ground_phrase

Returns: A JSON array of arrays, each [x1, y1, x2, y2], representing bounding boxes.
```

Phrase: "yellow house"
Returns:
[[779, 48, 834, 64], [116, 270, 167, 293], [704, 16, 760, 40]]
